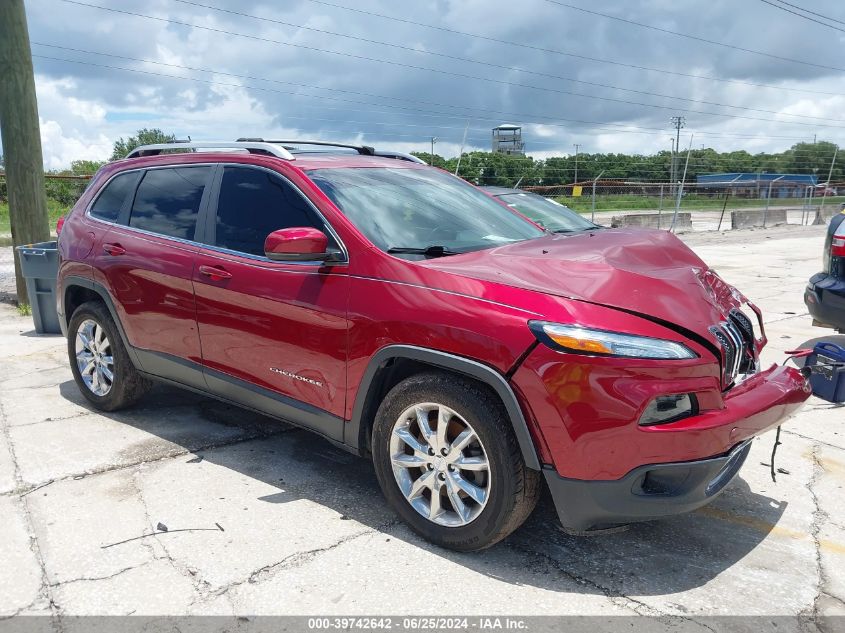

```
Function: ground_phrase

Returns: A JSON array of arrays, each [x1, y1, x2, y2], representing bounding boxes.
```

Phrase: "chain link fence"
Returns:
[[524, 180, 845, 231], [0, 172, 93, 205], [2, 173, 843, 237]]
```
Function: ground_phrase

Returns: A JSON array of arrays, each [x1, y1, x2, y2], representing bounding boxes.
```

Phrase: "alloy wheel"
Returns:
[[75, 319, 114, 397], [389, 402, 491, 527]]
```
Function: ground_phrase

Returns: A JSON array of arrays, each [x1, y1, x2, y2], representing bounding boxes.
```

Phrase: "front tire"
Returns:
[[67, 301, 151, 411], [372, 372, 540, 551]]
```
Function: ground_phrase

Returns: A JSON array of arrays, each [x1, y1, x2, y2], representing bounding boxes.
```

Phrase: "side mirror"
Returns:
[[264, 227, 336, 262]]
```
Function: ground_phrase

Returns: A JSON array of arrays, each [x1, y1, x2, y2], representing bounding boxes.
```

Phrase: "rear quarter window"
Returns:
[[128, 166, 212, 240], [89, 172, 138, 222]]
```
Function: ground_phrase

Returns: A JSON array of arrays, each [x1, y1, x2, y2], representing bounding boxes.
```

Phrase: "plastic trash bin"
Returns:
[[15, 241, 61, 334]]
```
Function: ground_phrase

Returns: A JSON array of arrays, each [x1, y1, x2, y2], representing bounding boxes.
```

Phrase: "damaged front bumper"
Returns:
[[544, 439, 752, 532], [543, 364, 811, 531]]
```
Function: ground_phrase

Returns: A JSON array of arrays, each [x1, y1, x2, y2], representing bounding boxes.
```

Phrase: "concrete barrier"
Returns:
[[610, 212, 691, 230], [731, 208, 787, 229]]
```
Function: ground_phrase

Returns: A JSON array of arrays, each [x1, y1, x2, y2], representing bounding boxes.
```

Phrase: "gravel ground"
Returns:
[[0, 247, 15, 299]]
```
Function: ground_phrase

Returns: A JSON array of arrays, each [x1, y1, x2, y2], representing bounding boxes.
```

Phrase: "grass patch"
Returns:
[[0, 199, 70, 235], [558, 194, 845, 214], [16, 303, 32, 317]]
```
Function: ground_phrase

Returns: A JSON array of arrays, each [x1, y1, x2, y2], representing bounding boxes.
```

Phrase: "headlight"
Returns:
[[529, 321, 697, 360]]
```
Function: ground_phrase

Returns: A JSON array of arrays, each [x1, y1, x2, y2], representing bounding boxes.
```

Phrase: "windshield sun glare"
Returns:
[[308, 168, 545, 257]]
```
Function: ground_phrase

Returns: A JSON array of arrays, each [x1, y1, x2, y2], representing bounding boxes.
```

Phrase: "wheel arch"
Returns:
[[347, 345, 541, 470], [61, 276, 142, 369]]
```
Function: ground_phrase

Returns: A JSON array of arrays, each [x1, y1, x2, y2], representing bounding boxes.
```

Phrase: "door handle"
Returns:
[[198, 265, 233, 281], [102, 243, 126, 256]]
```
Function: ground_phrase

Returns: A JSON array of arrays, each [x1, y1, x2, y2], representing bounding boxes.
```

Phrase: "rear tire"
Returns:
[[372, 372, 540, 551], [68, 301, 151, 411]]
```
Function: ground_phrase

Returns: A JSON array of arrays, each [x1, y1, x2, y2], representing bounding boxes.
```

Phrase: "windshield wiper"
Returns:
[[387, 245, 461, 257], [553, 225, 602, 234]]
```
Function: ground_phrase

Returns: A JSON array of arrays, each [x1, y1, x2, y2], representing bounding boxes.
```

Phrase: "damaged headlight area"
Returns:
[[529, 321, 698, 360], [639, 393, 699, 426]]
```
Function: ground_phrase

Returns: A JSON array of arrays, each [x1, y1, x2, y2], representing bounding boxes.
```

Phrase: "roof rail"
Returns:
[[236, 138, 375, 156], [125, 141, 295, 160], [373, 150, 427, 164]]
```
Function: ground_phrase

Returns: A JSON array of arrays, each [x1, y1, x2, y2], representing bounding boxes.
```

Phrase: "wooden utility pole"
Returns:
[[0, 0, 50, 305]]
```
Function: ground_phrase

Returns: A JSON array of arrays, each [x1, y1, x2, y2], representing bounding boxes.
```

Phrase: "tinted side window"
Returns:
[[129, 167, 211, 240], [215, 166, 331, 256], [90, 172, 137, 222]]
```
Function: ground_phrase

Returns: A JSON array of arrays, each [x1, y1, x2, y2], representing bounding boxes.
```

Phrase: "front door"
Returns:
[[193, 165, 350, 440]]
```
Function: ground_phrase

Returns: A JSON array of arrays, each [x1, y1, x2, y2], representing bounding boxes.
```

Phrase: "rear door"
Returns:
[[193, 164, 350, 441], [94, 164, 214, 388]]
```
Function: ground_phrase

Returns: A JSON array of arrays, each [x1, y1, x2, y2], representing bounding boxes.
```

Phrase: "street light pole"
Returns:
[[591, 171, 605, 224], [819, 147, 839, 219], [670, 133, 693, 232], [764, 175, 785, 228], [573, 143, 581, 184], [430, 137, 437, 165], [669, 137, 676, 190], [670, 116, 685, 195]]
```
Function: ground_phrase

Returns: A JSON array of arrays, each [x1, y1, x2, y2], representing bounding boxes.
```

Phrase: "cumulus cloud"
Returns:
[[3, 0, 845, 168]]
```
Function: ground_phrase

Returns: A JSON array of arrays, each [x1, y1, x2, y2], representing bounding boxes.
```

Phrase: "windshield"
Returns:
[[308, 168, 545, 257], [495, 192, 596, 233]]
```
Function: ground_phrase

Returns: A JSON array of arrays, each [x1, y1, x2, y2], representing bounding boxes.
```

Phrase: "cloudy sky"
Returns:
[[7, 0, 845, 168]]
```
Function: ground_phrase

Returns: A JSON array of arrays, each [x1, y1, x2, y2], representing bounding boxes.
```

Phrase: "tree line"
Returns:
[[2, 129, 179, 205], [2, 130, 840, 205], [412, 140, 842, 188]]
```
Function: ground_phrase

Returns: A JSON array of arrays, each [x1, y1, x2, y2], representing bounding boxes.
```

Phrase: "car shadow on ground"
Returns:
[[18, 329, 63, 338], [57, 379, 787, 598], [791, 333, 845, 362], [790, 333, 845, 353]]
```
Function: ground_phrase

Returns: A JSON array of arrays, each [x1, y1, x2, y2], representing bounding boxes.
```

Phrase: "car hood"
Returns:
[[421, 228, 747, 341]]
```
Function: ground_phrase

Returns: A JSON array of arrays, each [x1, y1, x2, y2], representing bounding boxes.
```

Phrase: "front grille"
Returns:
[[710, 315, 756, 387], [729, 308, 754, 346], [710, 326, 736, 382]]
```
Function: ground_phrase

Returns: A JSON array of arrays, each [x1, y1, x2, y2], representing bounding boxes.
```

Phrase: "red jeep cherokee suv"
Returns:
[[57, 140, 811, 551]]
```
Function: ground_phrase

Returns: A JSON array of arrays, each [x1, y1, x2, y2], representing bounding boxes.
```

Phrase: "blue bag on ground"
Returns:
[[806, 342, 845, 404]]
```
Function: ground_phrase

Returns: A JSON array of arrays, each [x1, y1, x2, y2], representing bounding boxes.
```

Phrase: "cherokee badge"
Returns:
[[270, 367, 324, 388]]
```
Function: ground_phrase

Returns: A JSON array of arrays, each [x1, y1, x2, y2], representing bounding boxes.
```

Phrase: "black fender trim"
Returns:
[[134, 348, 345, 443], [347, 345, 541, 470], [60, 275, 144, 370]]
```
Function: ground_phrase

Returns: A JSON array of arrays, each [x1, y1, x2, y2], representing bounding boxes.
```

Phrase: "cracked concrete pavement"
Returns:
[[0, 225, 844, 623]]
